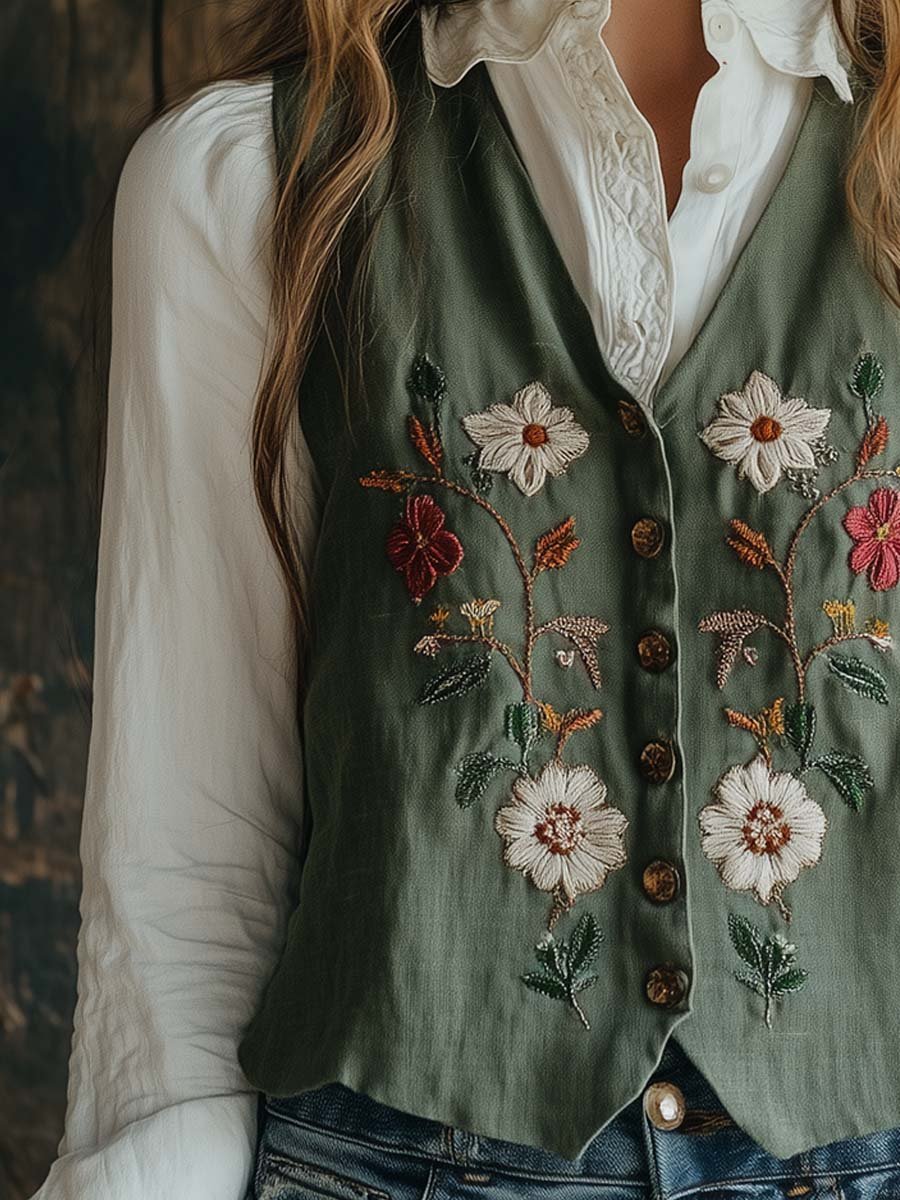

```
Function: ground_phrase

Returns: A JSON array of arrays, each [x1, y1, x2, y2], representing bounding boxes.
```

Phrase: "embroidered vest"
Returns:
[[237, 27, 900, 1161]]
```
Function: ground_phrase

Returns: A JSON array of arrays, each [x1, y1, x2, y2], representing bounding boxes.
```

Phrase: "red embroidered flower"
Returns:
[[843, 487, 900, 591], [386, 494, 464, 603]]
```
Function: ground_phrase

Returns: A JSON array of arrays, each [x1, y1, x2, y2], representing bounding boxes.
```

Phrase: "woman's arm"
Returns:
[[31, 78, 320, 1200]]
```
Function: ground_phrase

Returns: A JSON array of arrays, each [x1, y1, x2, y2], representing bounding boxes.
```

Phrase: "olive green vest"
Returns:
[[237, 24, 900, 1161]]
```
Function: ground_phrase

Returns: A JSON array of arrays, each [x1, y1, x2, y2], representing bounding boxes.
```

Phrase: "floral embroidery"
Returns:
[[460, 597, 501, 635], [699, 353, 898, 926], [494, 760, 628, 904], [699, 369, 832, 495], [360, 353, 622, 1023], [699, 756, 827, 917], [386, 494, 464, 604], [843, 487, 900, 591], [521, 911, 604, 1030], [460, 380, 590, 496], [429, 605, 451, 630], [727, 913, 809, 1029]]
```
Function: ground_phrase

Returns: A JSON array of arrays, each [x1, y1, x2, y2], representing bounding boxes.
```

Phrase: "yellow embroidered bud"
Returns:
[[429, 605, 451, 630], [762, 697, 785, 737], [822, 599, 856, 638]]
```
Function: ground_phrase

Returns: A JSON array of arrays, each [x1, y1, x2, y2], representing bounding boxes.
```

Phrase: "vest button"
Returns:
[[637, 630, 673, 672], [617, 398, 647, 438], [645, 965, 690, 1008], [642, 859, 681, 903], [643, 1081, 686, 1130], [639, 739, 677, 784], [631, 517, 665, 559]]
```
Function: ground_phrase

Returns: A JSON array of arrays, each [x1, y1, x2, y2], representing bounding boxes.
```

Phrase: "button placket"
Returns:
[[621, 410, 690, 1015], [696, 162, 734, 194], [706, 10, 736, 44], [639, 738, 677, 784], [645, 964, 690, 1009], [637, 630, 673, 672]]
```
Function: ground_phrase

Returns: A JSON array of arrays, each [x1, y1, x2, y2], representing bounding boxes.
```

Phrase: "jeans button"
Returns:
[[643, 1081, 686, 1130]]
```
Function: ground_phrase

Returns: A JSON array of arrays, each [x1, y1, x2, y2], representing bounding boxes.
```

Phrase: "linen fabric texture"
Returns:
[[236, 25, 900, 1164]]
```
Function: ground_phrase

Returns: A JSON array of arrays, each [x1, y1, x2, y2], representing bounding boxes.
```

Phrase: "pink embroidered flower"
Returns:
[[843, 487, 900, 591], [386, 494, 464, 604]]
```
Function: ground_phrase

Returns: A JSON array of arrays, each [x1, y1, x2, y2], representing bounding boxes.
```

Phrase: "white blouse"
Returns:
[[31, 3, 851, 1198]]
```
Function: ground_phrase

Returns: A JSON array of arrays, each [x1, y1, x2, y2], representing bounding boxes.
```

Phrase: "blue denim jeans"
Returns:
[[248, 1038, 900, 1200]]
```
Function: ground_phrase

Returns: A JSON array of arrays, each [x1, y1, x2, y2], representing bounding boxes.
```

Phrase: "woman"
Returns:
[[31, 0, 900, 1198]]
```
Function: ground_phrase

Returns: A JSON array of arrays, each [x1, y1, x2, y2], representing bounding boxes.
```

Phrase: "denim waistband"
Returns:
[[263, 1036, 900, 1191]]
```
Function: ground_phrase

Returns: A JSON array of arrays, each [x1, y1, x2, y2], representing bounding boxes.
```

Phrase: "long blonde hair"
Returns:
[[177, 0, 900, 650]]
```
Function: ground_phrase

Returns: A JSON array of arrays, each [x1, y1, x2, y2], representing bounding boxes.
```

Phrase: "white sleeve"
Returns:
[[30, 78, 320, 1200]]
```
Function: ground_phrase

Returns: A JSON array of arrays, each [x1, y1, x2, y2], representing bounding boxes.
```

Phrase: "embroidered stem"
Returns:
[[419, 632, 527, 689], [802, 631, 883, 674], [772, 470, 895, 699], [546, 885, 575, 931], [408, 473, 538, 697]]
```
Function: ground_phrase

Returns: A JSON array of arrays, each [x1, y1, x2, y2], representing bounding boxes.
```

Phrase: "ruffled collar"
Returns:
[[418, 0, 853, 101]]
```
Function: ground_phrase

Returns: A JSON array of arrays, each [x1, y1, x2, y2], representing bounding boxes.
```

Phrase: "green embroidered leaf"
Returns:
[[727, 912, 764, 972], [827, 654, 889, 705], [521, 915, 604, 1029], [418, 654, 492, 704], [727, 913, 808, 1027], [453, 751, 515, 808], [850, 352, 885, 403], [784, 701, 816, 761], [408, 353, 447, 406], [760, 933, 792, 977], [572, 973, 600, 994], [504, 702, 542, 762], [813, 750, 874, 811], [461, 450, 493, 495], [772, 968, 809, 995], [567, 911, 604, 976], [534, 939, 560, 975], [733, 969, 767, 998], [521, 971, 567, 1001]]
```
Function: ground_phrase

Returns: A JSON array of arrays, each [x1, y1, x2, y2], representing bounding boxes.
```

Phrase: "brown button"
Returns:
[[631, 517, 666, 559], [642, 859, 681, 904], [643, 1081, 686, 1131], [618, 398, 647, 438], [639, 739, 677, 784], [637, 631, 673, 672], [645, 965, 690, 1008]]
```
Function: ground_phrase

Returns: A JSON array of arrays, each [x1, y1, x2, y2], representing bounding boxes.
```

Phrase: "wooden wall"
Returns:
[[0, 3, 244, 1194]]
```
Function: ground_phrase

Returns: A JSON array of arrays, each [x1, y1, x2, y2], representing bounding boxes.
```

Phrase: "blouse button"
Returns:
[[645, 965, 690, 1009], [697, 163, 734, 193], [643, 1081, 687, 1130], [639, 739, 677, 784], [631, 517, 666, 559], [642, 859, 681, 904], [707, 11, 736, 43], [618, 398, 648, 438], [637, 630, 673, 672]]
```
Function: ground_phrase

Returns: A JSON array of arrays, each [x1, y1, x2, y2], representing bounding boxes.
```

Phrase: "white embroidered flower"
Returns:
[[699, 756, 827, 907], [494, 760, 627, 901], [699, 371, 831, 494], [461, 381, 590, 497]]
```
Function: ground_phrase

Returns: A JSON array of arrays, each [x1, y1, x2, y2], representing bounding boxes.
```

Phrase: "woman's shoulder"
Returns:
[[115, 77, 276, 283]]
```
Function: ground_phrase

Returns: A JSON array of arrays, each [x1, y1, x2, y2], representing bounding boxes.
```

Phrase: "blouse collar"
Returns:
[[418, 0, 854, 102]]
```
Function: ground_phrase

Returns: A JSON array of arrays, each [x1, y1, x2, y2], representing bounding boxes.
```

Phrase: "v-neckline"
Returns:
[[467, 59, 848, 421]]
